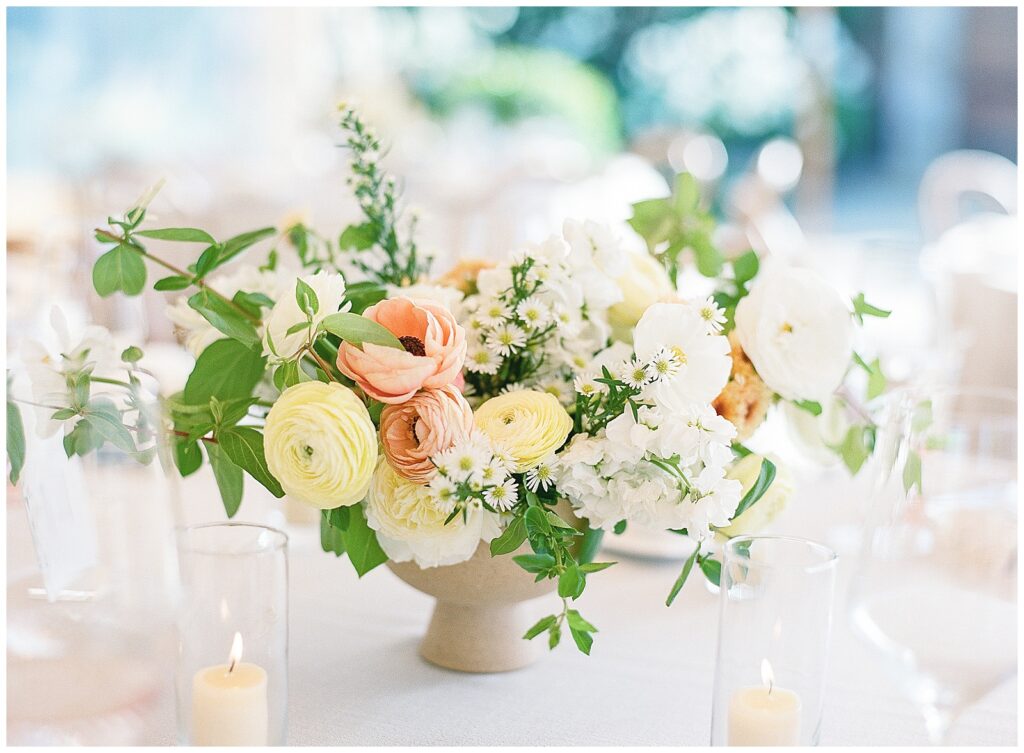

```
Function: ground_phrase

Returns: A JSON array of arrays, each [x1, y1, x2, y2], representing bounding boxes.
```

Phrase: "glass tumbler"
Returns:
[[710, 536, 839, 746], [175, 523, 289, 746]]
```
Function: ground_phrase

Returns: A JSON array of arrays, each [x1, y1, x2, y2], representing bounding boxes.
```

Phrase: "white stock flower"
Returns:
[[262, 271, 348, 362], [633, 302, 731, 409], [734, 265, 855, 402]]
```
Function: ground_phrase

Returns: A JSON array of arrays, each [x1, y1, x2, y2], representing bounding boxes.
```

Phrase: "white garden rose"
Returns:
[[734, 266, 854, 402], [365, 460, 501, 568], [263, 382, 377, 509], [633, 302, 732, 409], [262, 271, 347, 362], [607, 250, 675, 342]]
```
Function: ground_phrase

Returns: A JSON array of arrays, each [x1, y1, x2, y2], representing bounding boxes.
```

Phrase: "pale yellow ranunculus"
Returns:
[[264, 381, 377, 509], [607, 251, 675, 342], [474, 390, 573, 472], [716, 454, 794, 539]]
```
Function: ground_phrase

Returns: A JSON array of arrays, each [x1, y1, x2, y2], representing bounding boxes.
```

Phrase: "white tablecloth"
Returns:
[[9, 463, 1017, 746]]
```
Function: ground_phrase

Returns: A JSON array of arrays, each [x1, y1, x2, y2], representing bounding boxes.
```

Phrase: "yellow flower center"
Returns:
[[671, 346, 688, 364]]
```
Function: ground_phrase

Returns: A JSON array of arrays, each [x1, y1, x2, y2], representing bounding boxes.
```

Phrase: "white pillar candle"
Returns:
[[727, 660, 802, 746], [191, 633, 268, 746]]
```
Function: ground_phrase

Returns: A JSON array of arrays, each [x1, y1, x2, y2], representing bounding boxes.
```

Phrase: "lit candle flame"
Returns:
[[228, 632, 243, 674], [761, 658, 775, 695]]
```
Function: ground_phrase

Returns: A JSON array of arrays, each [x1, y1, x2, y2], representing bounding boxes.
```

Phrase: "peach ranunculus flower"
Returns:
[[379, 385, 474, 484], [335, 296, 467, 404]]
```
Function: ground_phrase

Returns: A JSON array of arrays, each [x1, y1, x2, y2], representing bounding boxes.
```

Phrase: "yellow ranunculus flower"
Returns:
[[607, 251, 674, 342], [474, 390, 572, 472], [264, 381, 377, 509], [716, 454, 794, 539]]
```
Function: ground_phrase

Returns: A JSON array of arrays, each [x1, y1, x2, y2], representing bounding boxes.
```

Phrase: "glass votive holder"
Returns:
[[710, 536, 838, 746], [175, 523, 288, 746]]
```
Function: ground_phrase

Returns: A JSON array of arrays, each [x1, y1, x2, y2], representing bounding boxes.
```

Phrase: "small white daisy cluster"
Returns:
[[427, 431, 521, 516], [461, 220, 628, 405], [555, 298, 741, 539]]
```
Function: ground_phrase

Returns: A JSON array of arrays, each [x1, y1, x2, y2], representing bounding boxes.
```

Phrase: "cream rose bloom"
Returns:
[[263, 382, 377, 509], [262, 271, 348, 362], [607, 251, 675, 342], [715, 454, 794, 539], [474, 390, 573, 472], [365, 460, 501, 568], [734, 266, 854, 402]]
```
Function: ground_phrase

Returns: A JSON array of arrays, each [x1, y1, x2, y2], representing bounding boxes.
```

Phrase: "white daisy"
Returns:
[[484, 478, 519, 511], [466, 346, 500, 375], [487, 323, 527, 356], [649, 347, 683, 382], [516, 296, 550, 330], [619, 358, 653, 390], [489, 442, 516, 472], [428, 477, 458, 515], [525, 456, 556, 492], [573, 373, 607, 397], [696, 296, 727, 334], [479, 298, 512, 327]]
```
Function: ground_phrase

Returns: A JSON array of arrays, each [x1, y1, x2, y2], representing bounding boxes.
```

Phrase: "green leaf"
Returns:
[[173, 440, 203, 477], [295, 278, 320, 317], [193, 245, 222, 278], [121, 346, 144, 363], [154, 275, 193, 291], [792, 399, 823, 417], [82, 399, 136, 453], [217, 427, 284, 498], [666, 544, 700, 606], [524, 505, 553, 551], [566, 609, 597, 633], [691, 234, 724, 277], [732, 250, 760, 285], [548, 622, 561, 649], [216, 227, 277, 266], [612, 520, 627, 535], [338, 222, 378, 251], [326, 506, 351, 531], [557, 564, 584, 599], [51, 407, 78, 420], [730, 458, 777, 520], [579, 561, 616, 574], [319, 312, 402, 349], [136, 227, 215, 243], [512, 552, 556, 574], [569, 626, 594, 655], [673, 172, 701, 212], [93, 244, 146, 297], [7, 400, 26, 484], [187, 291, 260, 348], [320, 511, 347, 556], [699, 556, 722, 586], [903, 449, 922, 494], [206, 443, 243, 518], [852, 292, 892, 325], [341, 504, 388, 577], [273, 360, 304, 391], [523, 614, 557, 640], [183, 339, 266, 405], [837, 424, 874, 474], [63, 420, 102, 458], [490, 515, 527, 556]]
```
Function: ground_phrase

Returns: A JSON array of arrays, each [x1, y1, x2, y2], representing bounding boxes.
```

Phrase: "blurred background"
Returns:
[[6, 5, 1018, 398]]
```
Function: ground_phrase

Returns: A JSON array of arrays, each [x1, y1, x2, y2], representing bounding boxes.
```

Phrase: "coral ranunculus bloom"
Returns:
[[379, 385, 474, 484], [336, 297, 467, 404]]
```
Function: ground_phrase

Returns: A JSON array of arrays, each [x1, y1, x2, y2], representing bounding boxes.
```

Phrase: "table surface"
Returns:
[[9, 459, 1018, 746]]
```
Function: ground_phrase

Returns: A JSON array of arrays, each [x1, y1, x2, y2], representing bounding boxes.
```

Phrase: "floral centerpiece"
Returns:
[[7, 107, 898, 664]]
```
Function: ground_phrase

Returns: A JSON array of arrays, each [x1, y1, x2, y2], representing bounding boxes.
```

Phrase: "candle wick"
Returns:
[[768, 679, 773, 697], [228, 657, 237, 674]]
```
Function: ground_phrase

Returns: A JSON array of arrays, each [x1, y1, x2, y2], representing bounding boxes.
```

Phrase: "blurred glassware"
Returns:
[[917, 150, 1017, 241], [848, 386, 1017, 744], [7, 375, 181, 745]]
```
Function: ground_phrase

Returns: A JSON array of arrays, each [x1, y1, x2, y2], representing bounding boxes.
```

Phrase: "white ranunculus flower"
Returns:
[[262, 271, 348, 362], [167, 266, 291, 357], [633, 302, 732, 409], [734, 266, 854, 402], [366, 461, 501, 568]]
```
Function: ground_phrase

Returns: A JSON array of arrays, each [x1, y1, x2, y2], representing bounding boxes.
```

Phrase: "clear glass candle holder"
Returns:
[[175, 523, 289, 746], [710, 536, 838, 746]]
